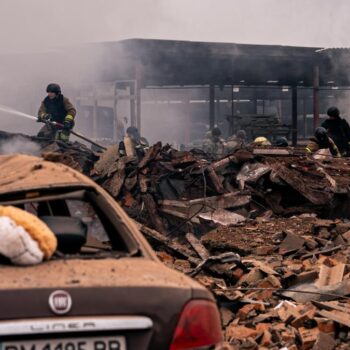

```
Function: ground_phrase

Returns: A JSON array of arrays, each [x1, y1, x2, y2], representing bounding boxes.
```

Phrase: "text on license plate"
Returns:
[[1, 336, 126, 350]]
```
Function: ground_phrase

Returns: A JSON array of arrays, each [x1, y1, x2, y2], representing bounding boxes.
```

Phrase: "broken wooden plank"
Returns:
[[142, 193, 167, 235], [159, 192, 251, 217], [316, 259, 345, 288], [103, 157, 127, 197], [206, 165, 225, 194], [252, 148, 291, 156], [185, 232, 210, 260]]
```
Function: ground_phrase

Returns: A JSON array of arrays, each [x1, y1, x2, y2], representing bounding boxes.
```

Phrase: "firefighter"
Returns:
[[202, 127, 227, 157], [37, 83, 76, 142], [226, 130, 247, 153], [321, 107, 350, 156], [253, 136, 271, 146], [274, 136, 289, 147], [119, 126, 149, 160], [306, 127, 341, 157]]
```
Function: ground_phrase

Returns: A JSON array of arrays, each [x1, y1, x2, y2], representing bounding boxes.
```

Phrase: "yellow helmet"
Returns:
[[254, 137, 271, 146]]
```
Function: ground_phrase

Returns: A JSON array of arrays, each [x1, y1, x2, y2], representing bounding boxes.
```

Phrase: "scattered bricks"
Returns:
[[298, 327, 320, 350], [341, 230, 350, 242], [314, 318, 335, 334], [220, 307, 235, 327], [238, 304, 257, 321], [225, 324, 258, 341], [237, 304, 264, 321], [237, 268, 265, 286], [290, 304, 317, 329], [312, 332, 336, 350], [256, 245, 275, 256], [304, 237, 319, 250], [157, 251, 174, 265], [318, 227, 331, 240], [281, 329, 297, 344], [260, 330, 272, 347], [231, 267, 245, 281], [265, 275, 282, 288]]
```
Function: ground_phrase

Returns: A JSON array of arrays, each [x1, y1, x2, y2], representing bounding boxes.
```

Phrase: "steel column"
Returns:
[[292, 86, 298, 146]]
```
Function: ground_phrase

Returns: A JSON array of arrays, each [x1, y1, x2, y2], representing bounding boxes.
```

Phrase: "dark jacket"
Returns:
[[321, 117, 350, 155], [38, 95, 76, 123]]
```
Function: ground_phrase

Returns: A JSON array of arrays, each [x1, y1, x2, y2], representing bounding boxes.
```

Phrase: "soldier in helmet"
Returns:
[[37, 83, 76, 142], [321, 107, 350, 156], [202, 127, 227, 158]]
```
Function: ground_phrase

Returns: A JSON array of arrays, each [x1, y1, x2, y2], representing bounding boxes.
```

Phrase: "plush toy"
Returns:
[[0, 206, 57, 266]]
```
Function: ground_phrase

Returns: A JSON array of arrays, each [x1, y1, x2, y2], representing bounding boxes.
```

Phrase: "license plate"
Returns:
[[1, 336, 126, 350]]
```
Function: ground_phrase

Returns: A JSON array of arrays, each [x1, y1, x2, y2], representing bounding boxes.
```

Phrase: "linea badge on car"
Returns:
[[49, 290, 72, 315]]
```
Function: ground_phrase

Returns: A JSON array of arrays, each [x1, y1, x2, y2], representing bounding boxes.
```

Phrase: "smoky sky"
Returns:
[[0, 0, 349, 54]]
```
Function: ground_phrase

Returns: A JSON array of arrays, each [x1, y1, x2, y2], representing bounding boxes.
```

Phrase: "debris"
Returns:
[[4, 130, 350, 349]]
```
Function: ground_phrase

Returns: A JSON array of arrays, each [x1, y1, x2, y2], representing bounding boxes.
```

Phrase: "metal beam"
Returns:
[[313, 65, 320, 131], [209, 85, 215, 129], [292, 86, 298, 146]]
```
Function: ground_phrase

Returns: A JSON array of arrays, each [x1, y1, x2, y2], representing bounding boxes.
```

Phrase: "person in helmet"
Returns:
[[119, 126, 149, 160], [274, 136, 289, 147], [37, 84, 76, 142], [321, 107, 350, 156], [306, 127, 341, 157], [226, 129, 247, 153], [202, 127, 227, 158], [253, 136, 271, 146]]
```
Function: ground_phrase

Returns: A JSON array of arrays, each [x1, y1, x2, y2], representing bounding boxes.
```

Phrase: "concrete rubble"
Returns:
[[2, 130, 350, 349]]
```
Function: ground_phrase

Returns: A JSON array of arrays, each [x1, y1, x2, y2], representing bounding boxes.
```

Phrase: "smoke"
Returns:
[[0, 0, 349, 141], [0, 137, 41, 156]]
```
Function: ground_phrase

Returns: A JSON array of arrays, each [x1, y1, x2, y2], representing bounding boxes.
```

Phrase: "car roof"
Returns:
[[0, 154, 97, 196]]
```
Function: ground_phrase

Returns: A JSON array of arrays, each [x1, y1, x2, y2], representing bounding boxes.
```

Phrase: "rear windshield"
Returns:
[[0, 189, 139, 258]]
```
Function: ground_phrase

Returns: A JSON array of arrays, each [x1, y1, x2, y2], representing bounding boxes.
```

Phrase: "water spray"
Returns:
[[0, 104, 106, 150]]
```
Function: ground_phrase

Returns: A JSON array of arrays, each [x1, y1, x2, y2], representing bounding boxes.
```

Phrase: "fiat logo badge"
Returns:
[[49, 290, 72, 315]]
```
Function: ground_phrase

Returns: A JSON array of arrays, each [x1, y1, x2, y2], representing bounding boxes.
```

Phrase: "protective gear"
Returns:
[[254, 137, 271, 146], [327, 106, 340, 118], [274, 137, 288, 147], [46, 83, 61, 94], [37, 113, 51, 122], [126, 126, 141, 143], [315, 127, 328, 143], [63, 115, 74, 130], [120, 128, 149, 160], [37, 90, 76, 140], [322, 113, 350, 156], [306, 128, 341, 157], [236, 130, 247, 141], [57, 130, 70, 142], [211, 127, 222, 137]]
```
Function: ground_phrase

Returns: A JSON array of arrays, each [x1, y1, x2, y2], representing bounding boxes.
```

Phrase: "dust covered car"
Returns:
[[0, 155, 222, 350]]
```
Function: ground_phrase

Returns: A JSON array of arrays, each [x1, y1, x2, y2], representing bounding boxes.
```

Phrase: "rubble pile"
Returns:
[[148, 215, 350, 349], [2, 130, 350, 348]]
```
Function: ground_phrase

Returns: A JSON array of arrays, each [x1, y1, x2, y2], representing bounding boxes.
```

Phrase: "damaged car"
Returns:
[[0, 155, 222, 350]]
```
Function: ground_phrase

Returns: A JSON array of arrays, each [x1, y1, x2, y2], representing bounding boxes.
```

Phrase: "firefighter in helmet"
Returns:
[[37, 83, 76, 142]]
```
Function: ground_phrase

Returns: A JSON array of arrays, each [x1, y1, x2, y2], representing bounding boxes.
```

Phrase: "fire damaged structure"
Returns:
[[72, 40, 350, 146]]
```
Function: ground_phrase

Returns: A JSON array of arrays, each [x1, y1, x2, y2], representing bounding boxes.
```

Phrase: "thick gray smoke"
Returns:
[[0, 0, 349, 141], [0, 137, 41, 156]]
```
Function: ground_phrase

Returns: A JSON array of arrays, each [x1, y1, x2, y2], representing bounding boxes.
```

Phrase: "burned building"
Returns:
[[72, 39, 350, 146]]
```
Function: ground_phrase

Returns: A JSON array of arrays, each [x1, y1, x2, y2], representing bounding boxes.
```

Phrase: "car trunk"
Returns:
[[0, 258, 209, 349]]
